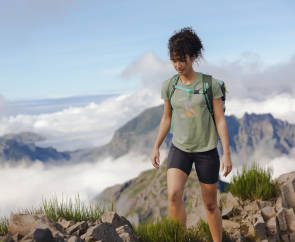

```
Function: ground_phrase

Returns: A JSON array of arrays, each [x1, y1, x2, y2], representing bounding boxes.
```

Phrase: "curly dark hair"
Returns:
[[168, 27, 204, 63]]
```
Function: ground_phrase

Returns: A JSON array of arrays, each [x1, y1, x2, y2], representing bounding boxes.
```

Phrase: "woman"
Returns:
[[151, 27, 232, 242]]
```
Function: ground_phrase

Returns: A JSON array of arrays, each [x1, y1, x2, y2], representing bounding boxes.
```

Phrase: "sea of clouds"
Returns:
[[0, 51, 294, 218]]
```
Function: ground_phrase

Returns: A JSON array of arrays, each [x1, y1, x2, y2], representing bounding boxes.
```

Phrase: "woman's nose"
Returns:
[[176, 61, 182, 69]]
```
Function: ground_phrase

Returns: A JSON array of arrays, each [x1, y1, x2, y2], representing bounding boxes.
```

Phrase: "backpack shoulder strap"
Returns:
[[202, 74, 215, 122], [168, 74, 179, 108], [167, 74, 179, 134]]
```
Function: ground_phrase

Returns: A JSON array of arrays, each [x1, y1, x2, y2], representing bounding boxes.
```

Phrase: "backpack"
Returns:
[[167, 72, 227, 134]]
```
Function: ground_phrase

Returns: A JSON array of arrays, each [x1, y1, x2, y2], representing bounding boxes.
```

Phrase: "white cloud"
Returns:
[[0, 149, 170, 218], [221, 148, 295, 184], [122, 51, 295, 100], [226, 93, 295, 123], [121, 51, 175, 90], [0, 89, 162, 151]]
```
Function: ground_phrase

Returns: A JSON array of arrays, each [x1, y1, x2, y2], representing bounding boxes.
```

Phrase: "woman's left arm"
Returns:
[[212, 98, 232, 177]]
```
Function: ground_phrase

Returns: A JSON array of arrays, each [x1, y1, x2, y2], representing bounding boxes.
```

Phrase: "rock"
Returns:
[[66, 221, 88, 236], [277, 173, 295, 208], [260, 200, 273, 208], [231, 230, 244, 242], [285, 208, 295, 232], [244, 201, 259, 213], [11, 232, 23, 241], [240, 221, 255, 238], [220, 192, 240, 219], [67, 236, 84, 242], [275, 196, 285, 212], [58, 218, 75, 229], [254, 214, 267, 240], [8, 214, 64, 238], [265, 216, 277, 236], [222, 219, 240, 231], [289, 231, 295, 241], [280, 233, 290, 242], [22, 228, 55, 242], [100, 211, 134, 230], [261, 206, 276, 221], [80, 223, 122, 242], [267, 234, 280, 242], [221, 205, 234, 218], [116, 224, 139, 242], [277, 208, 288, 232], [0, 235, 14, 242]]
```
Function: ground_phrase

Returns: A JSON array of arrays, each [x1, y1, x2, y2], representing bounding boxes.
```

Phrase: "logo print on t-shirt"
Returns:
[[180, 101, 198, 118]]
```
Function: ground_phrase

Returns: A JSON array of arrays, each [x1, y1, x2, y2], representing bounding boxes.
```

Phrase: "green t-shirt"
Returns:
[[161, 72, 223, 152]]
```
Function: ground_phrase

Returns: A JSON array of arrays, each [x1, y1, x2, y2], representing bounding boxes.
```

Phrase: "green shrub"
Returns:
[[134, 216, 187, 242], [134, 216, 233, 242], [225, 161, 280, 200]]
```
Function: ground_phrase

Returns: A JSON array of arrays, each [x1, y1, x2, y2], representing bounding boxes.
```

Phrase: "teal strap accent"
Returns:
[[175, 85, 194, 93]]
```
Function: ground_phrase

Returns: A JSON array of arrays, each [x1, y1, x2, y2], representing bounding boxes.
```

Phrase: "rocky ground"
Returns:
[[2, 171, 295, 241], [219, 171, 295, 241], [0, 211, 139, 242]]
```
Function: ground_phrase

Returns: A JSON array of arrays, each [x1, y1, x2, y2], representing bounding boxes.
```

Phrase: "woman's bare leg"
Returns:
[[167, 168, 188, 228], [199, 181, 222, 242]]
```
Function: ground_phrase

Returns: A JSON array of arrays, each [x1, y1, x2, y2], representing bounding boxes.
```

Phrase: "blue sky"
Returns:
[[0, 0, 294, 100]]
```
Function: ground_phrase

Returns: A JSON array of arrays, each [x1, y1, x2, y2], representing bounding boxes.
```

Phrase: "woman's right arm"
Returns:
[[151, 100, 172, 169]]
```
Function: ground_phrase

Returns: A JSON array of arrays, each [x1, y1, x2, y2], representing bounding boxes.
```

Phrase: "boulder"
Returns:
[[67, 236, 84, 242], [265, 216, 277, 236], [254, 214, 267, 240], [57, 218, 75, 229], [220, 192, 239, 218], [80, 223, 122, 242], [285, 208, 295, 232], [289, 231, 295, 241], [277, 208, 288, 232], [280, 233, 290, 242], [66, 221, 88, 236], [261, 206, 276, 221], [277, 172, 295, 208], [8, 214, 64, 238], [222, 219, 240, 231], [100, 211, 134, 230], [116, 224, 139, 242]]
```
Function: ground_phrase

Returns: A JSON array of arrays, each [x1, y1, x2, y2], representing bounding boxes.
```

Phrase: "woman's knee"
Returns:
[[204, 201, 217, 212], [168, 189, 183, 203]]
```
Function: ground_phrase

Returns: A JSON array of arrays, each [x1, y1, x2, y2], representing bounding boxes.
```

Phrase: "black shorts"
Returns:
[[167, 143, 220, 184]]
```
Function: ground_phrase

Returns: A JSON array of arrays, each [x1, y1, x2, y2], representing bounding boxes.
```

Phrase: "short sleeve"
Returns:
[[161, 79, 170, 100], [212, 78, 223, 99]]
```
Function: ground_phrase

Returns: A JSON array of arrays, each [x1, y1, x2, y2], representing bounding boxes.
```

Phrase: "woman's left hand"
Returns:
[[221, 154, 232, 177]]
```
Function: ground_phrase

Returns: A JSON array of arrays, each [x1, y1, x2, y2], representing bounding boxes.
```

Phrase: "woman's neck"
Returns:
[[179, 70, 198, 84]]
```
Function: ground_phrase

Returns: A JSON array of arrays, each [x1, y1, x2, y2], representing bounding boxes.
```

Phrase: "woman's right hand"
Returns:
[[151, 148, 160, 170]]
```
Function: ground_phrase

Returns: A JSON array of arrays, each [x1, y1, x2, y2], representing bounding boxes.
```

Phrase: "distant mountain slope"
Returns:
[[93, 157, 216, 227], [71, 104, 295, 162], [0, 132, 70, 162]]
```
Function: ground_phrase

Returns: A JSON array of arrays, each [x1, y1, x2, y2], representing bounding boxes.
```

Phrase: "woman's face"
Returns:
[[170, 53, 195, 75]]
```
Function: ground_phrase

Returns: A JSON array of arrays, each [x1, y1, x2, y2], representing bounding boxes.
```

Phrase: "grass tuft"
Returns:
[[41, 193, 106, 222], [133, 216, 233, 242], [225, 161, 280, 200]]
